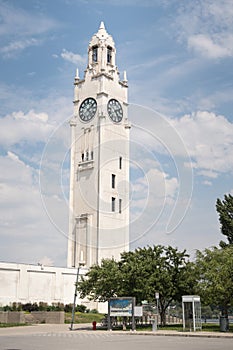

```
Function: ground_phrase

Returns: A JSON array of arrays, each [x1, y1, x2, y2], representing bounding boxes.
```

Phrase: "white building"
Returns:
[[67, 22, 130, 269], [0, 23, 130, 307], [0, 262, 86, 307]]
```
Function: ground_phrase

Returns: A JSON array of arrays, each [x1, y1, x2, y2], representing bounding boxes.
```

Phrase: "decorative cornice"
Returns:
[[96, 91, 108, 97]]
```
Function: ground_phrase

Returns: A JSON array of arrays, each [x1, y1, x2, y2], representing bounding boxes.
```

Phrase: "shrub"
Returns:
[[64, 304, 73, 313], [76, 304, 87, 313], [22, 303, 39, 312], [90, 309, 98, 314]]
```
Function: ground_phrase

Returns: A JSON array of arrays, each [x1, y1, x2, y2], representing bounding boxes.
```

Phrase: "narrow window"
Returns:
[[81, 153, 84, 162], [119, 156, 122, 169], [119, 199, 122, 214], [92, 46, 98, 62], [91, 150, 94, 160], [112, 197, 116, 212], [107, 46, 112, 64], [112, 174, 116, 189]]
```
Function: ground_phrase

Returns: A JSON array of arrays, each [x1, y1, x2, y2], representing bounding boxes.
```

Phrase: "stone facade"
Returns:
[[29, 311, 64, 324], [67, 22, 130, 268], [0, 262, 91, 308], [0, 311, 64, 324]]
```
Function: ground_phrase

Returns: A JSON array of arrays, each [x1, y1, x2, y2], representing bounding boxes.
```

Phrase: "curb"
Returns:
[[95, 328, 233, 339], [129, 331, 233, 339]]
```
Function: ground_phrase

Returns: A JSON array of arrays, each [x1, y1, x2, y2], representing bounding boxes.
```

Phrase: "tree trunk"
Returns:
[[220, 305, 229, 331], [222, 305, 228, 318], [160, 308, 166, 326]]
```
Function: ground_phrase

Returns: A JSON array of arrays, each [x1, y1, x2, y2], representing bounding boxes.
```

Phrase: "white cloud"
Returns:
[[0, 2, 58, 57], [38, 256, 54, 266], [0, 150, 68, 265], [202, 180, 212, 186], [0, 152, 40, 226], [130, 163, 179, 242], [131, 105, 233, 180], [0, 38, 41, 58], [0, 152, 36, 188], [188, 34, 233, 58], [188, 35, 213, 57], [170, 111, 233, 177], [173, 0, 233, 59], [0, 110, 53, 147], [196, 89, 233, 111], [0, 2, 57, 37], [61, 49, 86, 65]]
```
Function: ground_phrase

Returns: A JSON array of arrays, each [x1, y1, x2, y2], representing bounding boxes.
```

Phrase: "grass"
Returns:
[[97, 322, 233, 333], [202, 323, 233, 332], [65, 312, 104, 324], [0, 323, 28, 328], [135, 323, 233, 333]]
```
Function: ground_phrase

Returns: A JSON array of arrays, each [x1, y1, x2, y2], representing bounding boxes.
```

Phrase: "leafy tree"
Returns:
[[195, 246, 233, 321], [119, 246, 196, 325], [216, 194, 233, 247], [78, 258, 123, 302], [78, 245, 196, 325]]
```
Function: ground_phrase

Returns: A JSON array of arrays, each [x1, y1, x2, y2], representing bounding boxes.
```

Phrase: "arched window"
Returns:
[[119, 156, 122, 169], [107, 46, 112, 64], [112, 174, 116, 189], [92, 45, 98, 62], [119, 199, 122, 214], [112, 197, 116, 212]]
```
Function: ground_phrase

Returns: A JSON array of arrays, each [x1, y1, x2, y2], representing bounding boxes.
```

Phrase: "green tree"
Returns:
[[216, 194, 233, 247], [195, 246, 233, 320], [78, 258, 123, 302], [78, 245, 196, 325], [120, 246, 196, 325]]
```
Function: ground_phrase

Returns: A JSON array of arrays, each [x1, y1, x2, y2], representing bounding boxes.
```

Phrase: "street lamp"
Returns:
[[69, 260, 85, 330]]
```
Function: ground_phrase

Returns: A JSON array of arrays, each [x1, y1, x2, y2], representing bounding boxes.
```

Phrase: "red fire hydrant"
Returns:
[[92, 321, 97, 330]]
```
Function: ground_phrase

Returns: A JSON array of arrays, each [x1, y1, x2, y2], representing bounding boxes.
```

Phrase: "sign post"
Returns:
[[108, 297, 135, 331], [155, 292, 159, 329]]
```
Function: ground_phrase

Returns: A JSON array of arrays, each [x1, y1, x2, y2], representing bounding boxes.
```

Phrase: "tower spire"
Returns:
[[99, 21, 105, 30]]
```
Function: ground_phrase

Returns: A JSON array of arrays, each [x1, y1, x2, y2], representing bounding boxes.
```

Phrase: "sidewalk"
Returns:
[[137, 329, 233, 338], [0, 323, 233, 338]]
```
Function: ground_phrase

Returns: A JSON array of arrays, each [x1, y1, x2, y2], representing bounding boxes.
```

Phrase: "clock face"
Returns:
[[79, 98, 97, 122], [107, 99, 123, 123]]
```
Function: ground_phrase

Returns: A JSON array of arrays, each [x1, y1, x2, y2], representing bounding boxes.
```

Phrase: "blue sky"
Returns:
[[0, 0, 233, 266]]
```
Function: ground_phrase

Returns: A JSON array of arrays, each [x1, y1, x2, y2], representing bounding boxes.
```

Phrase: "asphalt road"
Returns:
[[1, 331, 233, 350]]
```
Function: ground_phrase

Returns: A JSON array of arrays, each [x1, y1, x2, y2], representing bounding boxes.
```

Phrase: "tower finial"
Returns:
[[99, 21, 105, 30], [123, 70, 128, 83], [75, 68, 80, 80]]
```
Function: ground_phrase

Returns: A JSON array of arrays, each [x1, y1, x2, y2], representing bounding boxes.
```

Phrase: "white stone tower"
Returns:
[[67, 22, 130, 268]]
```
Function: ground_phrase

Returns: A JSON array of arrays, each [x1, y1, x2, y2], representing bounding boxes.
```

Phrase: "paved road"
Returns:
[[1, 332, 233, 350], [0, 325, 233, 350]]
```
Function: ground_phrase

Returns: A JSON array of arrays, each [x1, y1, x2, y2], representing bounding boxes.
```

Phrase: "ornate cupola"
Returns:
[[86, 21, 119, 79]]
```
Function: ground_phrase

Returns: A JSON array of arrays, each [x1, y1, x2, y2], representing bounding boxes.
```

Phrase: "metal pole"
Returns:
[[192, 300, 195, 332], [132, 297, 135, 331], [69, 266, 80, 330], [155, 292, 159, 329]]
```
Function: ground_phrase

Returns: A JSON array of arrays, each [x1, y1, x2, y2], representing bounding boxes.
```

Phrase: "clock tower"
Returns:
[[67, 22, 130, 268]]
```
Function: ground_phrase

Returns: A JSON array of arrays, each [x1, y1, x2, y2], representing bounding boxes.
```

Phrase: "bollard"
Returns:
[[152, 319, 157, 332], [92, 321, 97, 330]]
